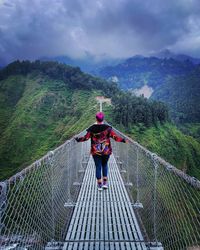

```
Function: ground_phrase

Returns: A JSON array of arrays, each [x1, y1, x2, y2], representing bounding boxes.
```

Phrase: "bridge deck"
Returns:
[[63, 154, 147, 250]]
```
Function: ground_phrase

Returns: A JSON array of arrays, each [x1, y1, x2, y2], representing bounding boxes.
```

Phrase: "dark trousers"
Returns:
[[92, 155, 110, 180]]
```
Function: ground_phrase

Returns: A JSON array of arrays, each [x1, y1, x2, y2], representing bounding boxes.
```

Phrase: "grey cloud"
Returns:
[[0, 0, 200, 64]]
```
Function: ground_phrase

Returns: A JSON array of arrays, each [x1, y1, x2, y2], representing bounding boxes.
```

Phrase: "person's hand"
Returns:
[[74, 137, 79, 142], [125, 139, 129, 143]]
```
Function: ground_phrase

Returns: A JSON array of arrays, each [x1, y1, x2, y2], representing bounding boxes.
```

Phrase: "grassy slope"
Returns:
[[0, 74, 100, 180], [1, 74, 200, 181], [178, 123, 200, 142], [126, 123, 200, 179], [103, 103, 200, 179], [152, 68, 200, 123]]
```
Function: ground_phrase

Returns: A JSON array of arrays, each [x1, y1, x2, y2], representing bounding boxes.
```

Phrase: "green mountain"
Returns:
[[127, 123, 200, 179], [178, 123, 200, 142], [0, 61, 200, 181], [152, 67, 200, 123], [0, 61, 111, 179], [98, 56, 196, 90], [99, 56, 200, 124], [0, 76, 99, 179], [40, 55, 122, 74], [150, 49, 200, 64]]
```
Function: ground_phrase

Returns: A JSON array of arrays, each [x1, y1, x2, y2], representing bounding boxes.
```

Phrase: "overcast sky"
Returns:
[[0, 0, 200, 64]]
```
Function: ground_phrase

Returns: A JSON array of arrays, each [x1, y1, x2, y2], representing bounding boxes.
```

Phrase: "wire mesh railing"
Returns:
[[0, 131, 90, 249], [112, 127, 200, 250], [1, 125, 200, 250]]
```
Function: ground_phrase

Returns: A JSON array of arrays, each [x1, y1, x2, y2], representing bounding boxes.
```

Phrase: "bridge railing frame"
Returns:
[[111, 126, 200, 250], [1, 124, 200, 249], [0, 131, 90, 249]]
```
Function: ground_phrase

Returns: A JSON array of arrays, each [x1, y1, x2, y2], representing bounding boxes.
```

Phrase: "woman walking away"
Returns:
[[75, 112, 127, 191]]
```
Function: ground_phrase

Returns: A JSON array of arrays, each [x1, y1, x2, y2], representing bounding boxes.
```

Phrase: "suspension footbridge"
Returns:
[[63, 155, 149, 250], [0, 127, 200, 250]]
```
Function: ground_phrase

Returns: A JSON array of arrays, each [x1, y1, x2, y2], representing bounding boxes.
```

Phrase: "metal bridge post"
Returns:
[[64, 144, 75, 207], [48, 151, 55, 242], [125, 143, 133, 187], [152, 154, 158, 245], [79, 143, 85, 172], [134, 147, 143, 209], [80, 142, 89, 171], [0, 182, 7, 236], [145, 154, 164, 249]]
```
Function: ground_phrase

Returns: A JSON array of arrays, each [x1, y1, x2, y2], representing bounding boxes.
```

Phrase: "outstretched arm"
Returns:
[[75, 131, 91, 142], [110, 130, 126, 143]]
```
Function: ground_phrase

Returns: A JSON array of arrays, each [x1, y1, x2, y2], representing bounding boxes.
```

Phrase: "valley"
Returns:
[[0, 59, 200, 181]]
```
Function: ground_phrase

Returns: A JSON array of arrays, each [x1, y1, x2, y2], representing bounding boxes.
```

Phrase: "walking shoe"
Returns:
[[97, 183, 103, 191], [102, 181, 108, 189]]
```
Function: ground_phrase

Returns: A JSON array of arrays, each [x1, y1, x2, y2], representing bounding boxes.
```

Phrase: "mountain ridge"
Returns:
[[98, 55, 200, 123], [0, 60, 170, 180], [39, 55, 123, 74], [98, 56, 196, 89], [149, 49, 200, 64], [0, 60, 199, 181]]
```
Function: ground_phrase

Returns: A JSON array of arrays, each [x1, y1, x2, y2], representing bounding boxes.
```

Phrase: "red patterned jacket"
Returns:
[[76, 124, 126, 155]]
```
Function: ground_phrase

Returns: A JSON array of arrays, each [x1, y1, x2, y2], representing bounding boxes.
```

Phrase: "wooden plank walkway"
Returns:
[[63, 154, 147, 250]]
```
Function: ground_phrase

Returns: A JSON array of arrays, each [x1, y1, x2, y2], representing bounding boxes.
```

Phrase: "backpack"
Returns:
[[92, 127, 111, 155]]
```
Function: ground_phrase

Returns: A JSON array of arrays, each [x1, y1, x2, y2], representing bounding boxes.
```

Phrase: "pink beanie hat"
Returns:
[[96, 112, 104, 122]]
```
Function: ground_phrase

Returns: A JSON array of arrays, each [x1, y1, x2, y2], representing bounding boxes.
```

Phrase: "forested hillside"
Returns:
[[0, 75, 98, 179], [111, 92, 168, 127], [99, 56, 196, 90], [0, 60, 168, 180], [99, 56, 200, 125], [124, 123, 200, 179], [0, 61, 200, 181], [152, 67, 200, 123]]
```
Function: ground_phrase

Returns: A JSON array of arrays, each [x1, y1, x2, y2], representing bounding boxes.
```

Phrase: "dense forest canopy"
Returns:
[[0, 60, 170, 179], [0, 60, 117, 94], [112, 92, 168, 127], [98, 56, 200, 124], [0, 60, 169, 127], [1, 60, 200, 181], [152, 67, 200, 123], [99, 56, 196, 89]]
